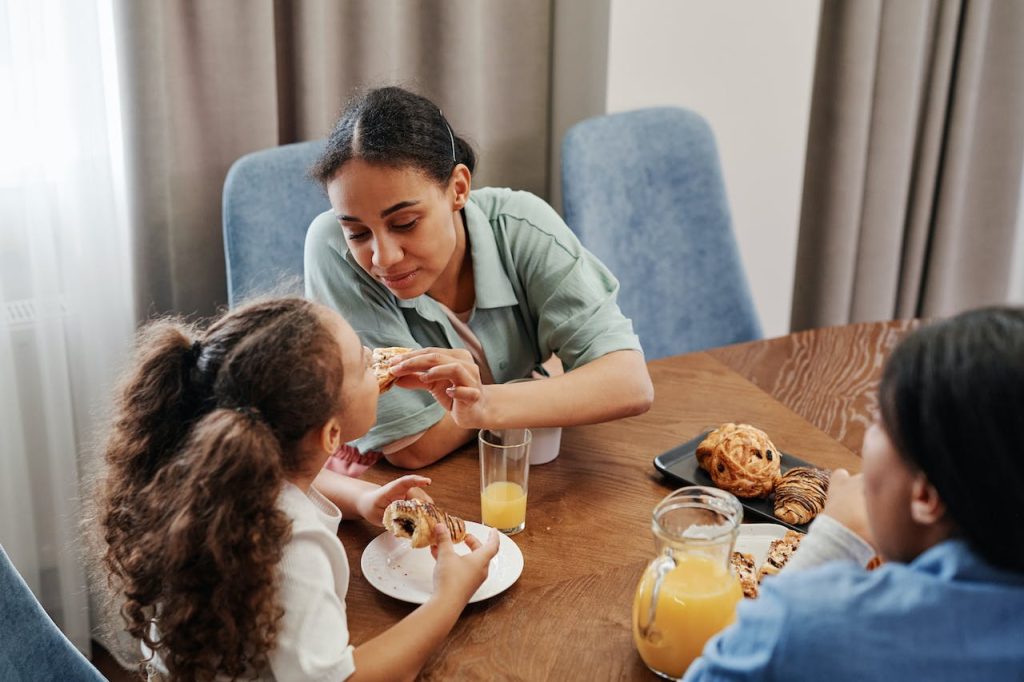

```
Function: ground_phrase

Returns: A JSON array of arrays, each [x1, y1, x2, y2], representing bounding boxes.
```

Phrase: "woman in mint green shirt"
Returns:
[[304, 86, 653, 478]]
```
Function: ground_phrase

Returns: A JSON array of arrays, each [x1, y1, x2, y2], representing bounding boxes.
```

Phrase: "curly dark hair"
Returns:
[[879, 306, 1024, 572], [99, 297, 346, 680], [309, 85, 477, 187]]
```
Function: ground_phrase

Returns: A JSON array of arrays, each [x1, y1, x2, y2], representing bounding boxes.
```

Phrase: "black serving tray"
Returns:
[[653, 431, 814, 532]]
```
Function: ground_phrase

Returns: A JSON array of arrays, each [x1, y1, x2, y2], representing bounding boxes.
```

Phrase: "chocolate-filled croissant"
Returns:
[[773, 467, 830, 525], [383, 499, 467, 548]]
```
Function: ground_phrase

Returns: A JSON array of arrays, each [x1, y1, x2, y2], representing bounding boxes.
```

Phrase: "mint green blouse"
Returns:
[[304, 187, 642, 453]]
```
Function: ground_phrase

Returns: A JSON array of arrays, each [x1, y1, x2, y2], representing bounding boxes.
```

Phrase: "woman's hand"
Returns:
[[390, 348, 492, 428], [822, 469, 874, 546], [429, 524, 500, 604], [355, 475, 432, 526]]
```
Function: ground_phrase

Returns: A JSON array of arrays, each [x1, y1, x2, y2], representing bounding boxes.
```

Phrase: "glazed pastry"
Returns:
[[757, 530, 803, 582], [383, 499, 467, 548], [371, 347, 412, 393], [773, 466, 831, 525], [695, 423, 782, 498], [730, 551, 759, 599]]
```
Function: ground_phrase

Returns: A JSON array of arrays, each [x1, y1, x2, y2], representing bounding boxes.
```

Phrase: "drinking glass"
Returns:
[[479, 428, 531, 534]]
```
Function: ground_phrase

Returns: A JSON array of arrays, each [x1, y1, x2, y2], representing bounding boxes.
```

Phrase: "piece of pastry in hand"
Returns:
[[757, 530, 803, 582], [383, 499, 467, 549], [695, 423, 782, 498], [773, 466, 831, 525], [730, 551, 759, 599], [371, 347, 412, 393]]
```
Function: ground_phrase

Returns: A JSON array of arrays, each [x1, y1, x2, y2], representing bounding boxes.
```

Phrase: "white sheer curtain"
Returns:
[[0, 0, 133, 653]]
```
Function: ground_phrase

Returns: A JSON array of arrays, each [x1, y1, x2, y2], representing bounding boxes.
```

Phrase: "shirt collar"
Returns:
[[911, 539, 1024, 586], [393, 197, 518, 311]]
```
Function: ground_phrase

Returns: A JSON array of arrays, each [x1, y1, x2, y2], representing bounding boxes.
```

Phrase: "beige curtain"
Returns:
[[114, 0, 553, 320], [791, 0, 1024, 330]]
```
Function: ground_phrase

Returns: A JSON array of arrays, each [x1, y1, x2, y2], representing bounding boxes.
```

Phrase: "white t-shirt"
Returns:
[[144, 482, 356, 681]]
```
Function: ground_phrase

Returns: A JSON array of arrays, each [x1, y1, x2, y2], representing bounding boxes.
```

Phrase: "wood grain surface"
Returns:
[[341, 323, 903, 681], [708, 320, 921, 455]]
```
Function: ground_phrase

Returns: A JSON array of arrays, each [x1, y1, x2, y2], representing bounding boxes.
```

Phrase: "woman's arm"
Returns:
[[482, 349, 653, 429], [393, 347, 652, 430], [385, 416, 475, 469], [386, 348, 653, 466]]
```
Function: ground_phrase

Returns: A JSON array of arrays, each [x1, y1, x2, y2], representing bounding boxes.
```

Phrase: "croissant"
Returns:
[[383, 499, 467, 548], [757, 530, 803, 583], [695, 423, 781, 498], [371, 347, 412, 393], [730, 551, 759, 599], [773, 466, 830, 525]]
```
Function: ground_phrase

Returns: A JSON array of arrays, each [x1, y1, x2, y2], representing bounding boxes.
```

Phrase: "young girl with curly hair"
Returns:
[[98, 297, 498, 681]]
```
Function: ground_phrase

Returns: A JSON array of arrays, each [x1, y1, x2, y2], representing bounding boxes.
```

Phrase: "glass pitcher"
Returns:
[[632, 486, 744, 680]]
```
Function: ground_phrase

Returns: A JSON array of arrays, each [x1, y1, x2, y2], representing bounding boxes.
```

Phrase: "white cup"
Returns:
[[528, 425, 562, 465], [508, 377, 562, 465]]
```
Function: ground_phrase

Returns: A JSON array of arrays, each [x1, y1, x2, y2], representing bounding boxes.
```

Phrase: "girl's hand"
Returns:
[[429, 523, 500, 604], [356, 475, 432, 526], [390, 348, 492, 428], [822, 469, 874, 546]]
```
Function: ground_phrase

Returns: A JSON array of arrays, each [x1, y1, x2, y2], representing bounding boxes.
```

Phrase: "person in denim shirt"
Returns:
[[685, 306, 1024, 681], [304, 86, 653, 485]]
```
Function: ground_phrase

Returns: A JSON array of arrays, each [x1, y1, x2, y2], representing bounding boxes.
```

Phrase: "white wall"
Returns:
[[605, 0, 821, 337]]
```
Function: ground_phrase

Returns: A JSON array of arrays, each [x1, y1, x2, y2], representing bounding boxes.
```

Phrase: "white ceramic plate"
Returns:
[[361, 521, 524, 604], [734, 523, 793, 566]]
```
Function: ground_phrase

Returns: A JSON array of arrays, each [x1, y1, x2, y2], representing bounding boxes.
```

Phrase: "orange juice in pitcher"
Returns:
[[633, 487, 743, 679]]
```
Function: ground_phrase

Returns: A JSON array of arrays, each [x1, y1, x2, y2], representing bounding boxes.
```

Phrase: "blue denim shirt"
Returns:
[[685, 540, 1024, 682]]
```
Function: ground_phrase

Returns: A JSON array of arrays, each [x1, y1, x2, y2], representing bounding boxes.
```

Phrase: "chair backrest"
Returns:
[[223, 139, 330, 306], [0, 544, 105, 680], [561, 107, 761, 360]]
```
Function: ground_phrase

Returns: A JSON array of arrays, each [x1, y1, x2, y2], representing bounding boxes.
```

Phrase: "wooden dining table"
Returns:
[[342, 320, 921, 680]]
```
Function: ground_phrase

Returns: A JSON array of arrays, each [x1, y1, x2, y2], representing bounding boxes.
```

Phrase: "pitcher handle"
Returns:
[[637, 550, 676, 641]]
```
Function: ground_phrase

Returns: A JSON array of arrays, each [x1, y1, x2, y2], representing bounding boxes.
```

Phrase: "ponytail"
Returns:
[[99, 297, 344, 680], [104, 320, 199, 490], [130, 409, 291, 680]]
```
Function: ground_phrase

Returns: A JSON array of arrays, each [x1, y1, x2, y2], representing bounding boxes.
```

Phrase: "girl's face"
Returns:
[[327, 159, 465, 301], [862, 420, 930, 562], [321, 307, 378, 442]]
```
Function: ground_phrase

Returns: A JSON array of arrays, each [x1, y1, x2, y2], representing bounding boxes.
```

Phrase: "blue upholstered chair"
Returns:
[[0, 544, 104, 680], [561, 108, 761, 360], [223, 139, 330, 306]]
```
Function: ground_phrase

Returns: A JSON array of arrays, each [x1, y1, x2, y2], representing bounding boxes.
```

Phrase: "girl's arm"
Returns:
[[312, 470, 430, 523], [347, 525, 500, 682]]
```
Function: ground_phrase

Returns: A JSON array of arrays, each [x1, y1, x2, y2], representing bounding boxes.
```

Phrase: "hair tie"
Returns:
[[184, 339, 202, 367], [439, 109, 456, 163], [234, 406, 264, 424]]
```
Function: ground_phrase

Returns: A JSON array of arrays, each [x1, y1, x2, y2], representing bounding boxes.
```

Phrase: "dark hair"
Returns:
[[309, 85, 477, 187], [879, 306, 1024, 572], [100, 297, 346, 680]]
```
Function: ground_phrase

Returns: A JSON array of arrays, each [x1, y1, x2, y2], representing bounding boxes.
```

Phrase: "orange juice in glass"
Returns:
[[633, 487, 743, 679], [479, 429, 531, 534], [481, 481, 527, 530]]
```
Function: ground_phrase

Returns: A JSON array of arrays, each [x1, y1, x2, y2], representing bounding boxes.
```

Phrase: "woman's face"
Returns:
[[327, 159, 463, 300], [320, 307, 378, 442]]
